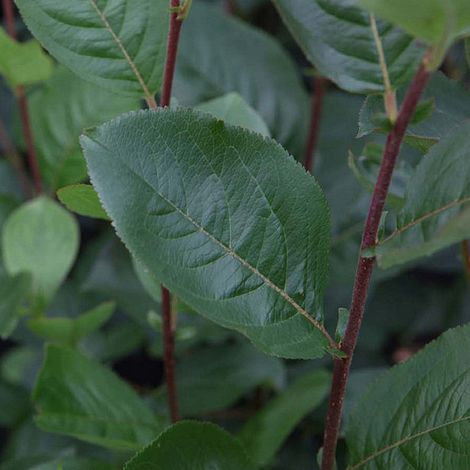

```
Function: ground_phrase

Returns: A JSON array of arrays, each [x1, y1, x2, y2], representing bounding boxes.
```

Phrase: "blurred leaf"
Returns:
[[347, 323, 470, 469], [0, 272, 31, 338], [2, 197, 79, 307], [196, 92, 270, 136], [57, 184, 110, 221], [174, 2, 309, 156], [27, 301, 115, 346], [239, 369, 330, 467], [273, 0, 423, 94], [0, 27, 52, 89], [125, 421, 255, 470], [81, 108, 332, 359], [360, 0, 470, 47], [34, 345, 166, 450], [376, 123, 470, 268], [16, 0, 168, 100], [29, 67, 139, 189], [154, 343, 285, 416], [81, 235, 156, 325], [0, 380, 30, 426]]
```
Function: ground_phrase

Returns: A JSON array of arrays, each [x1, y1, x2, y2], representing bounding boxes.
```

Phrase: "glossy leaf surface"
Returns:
[[125, 421, 255, 470], [273, 0, 423, 93], [16, 0, 168, 100], [347, 324, 470, 469], [81, 108, 332, 359]]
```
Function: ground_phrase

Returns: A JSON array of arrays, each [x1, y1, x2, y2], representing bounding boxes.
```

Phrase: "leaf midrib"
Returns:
[[379, 196, 470, 245], [348, 414, 470, 469], [88, 0, 153, 102]]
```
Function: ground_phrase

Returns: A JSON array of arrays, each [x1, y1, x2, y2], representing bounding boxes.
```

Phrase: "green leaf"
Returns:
[[360, 0, 470, 47], [239, 369, 330, 467], [174, 2, 309, 156], [272, 0, 423, 94], [0, 380, 30, 426], [132, 257, 161, 303], [57, 184, 110, 221], [335, 308, 349, 344], [2, 197, 79, 306], [27, 301, 115, 345], [0, 27, 53, 89], [195, 93, 270, 137], [29, 66, 139, 189], [16, 0, 168, 101], [81, 108, 333, 359], [125, 421, 255, 470], [358, 73, 470, 151], [80, 234, 156, 324], [347, 323, 470, 469], [154, 343, 285, 416], [33, 345, 166, 450], [376, 123, 470, 268], [0, 272, 31, 339]]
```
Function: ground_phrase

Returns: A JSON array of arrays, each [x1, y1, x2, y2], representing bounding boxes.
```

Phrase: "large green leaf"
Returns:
[[0, 272, 31, 339], [0, 27, 53, 89], [376, 123, 470, 268], [347, 323, 470, 469], [272, 0, 423, 94], [125, 421, 255, 470], [81, 108, 333, 359], [29, 66, 139, 189], [16, 0, 168, 101], [196, 92, 270, 137], [239, 369, 330, 467], [173, 2, 309, 156], [360, 0, 470, 46], [2, 197, 79, 306], [33, 345, 166, 450], [154, 343, 285, 416]]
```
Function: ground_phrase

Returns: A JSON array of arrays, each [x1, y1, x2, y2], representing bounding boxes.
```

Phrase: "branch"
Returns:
[[159, 0, 184, 108], [320, 62, 431, 470], [2, 0, 42, 194], [304, 77, 326, 173], [151, 0, 186, 423]]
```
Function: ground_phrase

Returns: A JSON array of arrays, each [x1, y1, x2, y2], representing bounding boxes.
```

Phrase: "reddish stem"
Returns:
[[461, 240, 470, 286], [2, 0, 42, 194], [159, 0, 183, 108], [321, 63, 430, 470], [153, 0, 185, 423], [0, 119, 31, 197], [304, 77, 326, 172], [224, 0, 235, 14], [161, 286, 179, 422]]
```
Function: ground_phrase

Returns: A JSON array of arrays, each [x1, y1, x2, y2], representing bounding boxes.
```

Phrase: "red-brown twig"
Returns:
[[304, 77, 326, 172], [152, 0, 186, 423], [2, 0, 42, 194], [321, 63, 430, 470]]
